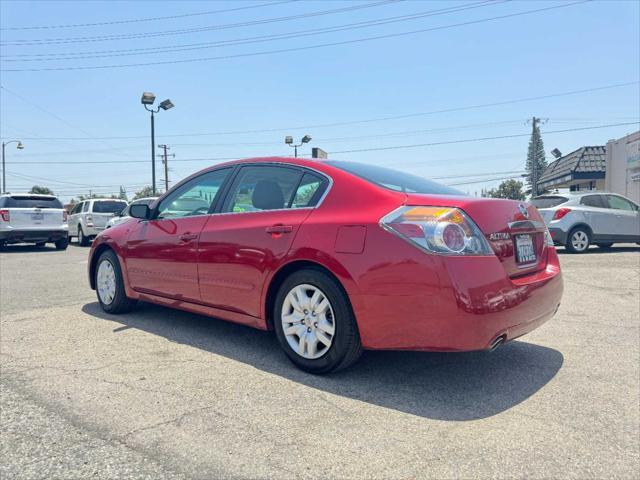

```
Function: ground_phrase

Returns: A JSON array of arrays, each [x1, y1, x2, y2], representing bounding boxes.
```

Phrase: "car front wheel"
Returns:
[[273, 269, 362, 374], [95, 250, 137, 314], [566, 227, 590, 253]]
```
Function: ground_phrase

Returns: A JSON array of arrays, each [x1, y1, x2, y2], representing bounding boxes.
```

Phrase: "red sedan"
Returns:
[[89, 157, 563, 373]]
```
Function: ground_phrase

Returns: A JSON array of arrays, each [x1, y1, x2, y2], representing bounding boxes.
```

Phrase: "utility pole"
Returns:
[[158, 144, 175, 193]]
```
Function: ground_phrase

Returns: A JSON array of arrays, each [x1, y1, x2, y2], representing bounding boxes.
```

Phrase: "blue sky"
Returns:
[[1, 0, 638, 201]]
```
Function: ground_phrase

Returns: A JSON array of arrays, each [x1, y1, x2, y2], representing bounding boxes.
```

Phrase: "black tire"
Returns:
[[273, 268, 362, 374], [597, 243, 613, 250], [94, 249, 137, 314], [55, 237, 69, 250], [35, 242, 46, 247], [565, 227, 591, 254], [78, 226, 89, 246]]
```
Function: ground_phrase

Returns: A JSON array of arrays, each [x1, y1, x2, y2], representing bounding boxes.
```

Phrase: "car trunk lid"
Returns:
[[404, 194, 548, 277]]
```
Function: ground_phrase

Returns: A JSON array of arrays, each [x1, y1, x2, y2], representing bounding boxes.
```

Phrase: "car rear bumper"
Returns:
[[548, 227, 568, 245], [349, 247, 563, 352], [0, 229, 69, 243]]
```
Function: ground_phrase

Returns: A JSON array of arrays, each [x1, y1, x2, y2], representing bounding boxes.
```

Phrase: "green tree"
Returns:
[[29, 185, 54, 195], [133, 186, 155, 200], [484, 179, 526, 201], [525, 118, 547, 196]]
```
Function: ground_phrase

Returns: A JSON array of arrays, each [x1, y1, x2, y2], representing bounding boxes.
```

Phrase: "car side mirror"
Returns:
[[129, 204, 151, 220]]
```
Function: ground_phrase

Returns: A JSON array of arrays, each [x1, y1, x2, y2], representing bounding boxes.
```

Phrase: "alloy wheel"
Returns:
[[97, 260, 117, 305], [281, 284, 335, 360], [571, 230, 589, 252]]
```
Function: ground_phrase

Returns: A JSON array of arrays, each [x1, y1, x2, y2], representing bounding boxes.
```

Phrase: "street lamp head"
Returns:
[[284, 136, 293, 145], [159, 99, 174, 111], [141, 92, 156, 105], [551, 148, 562, 159], [301, 135, 312, 144], [16, 142, 24, 150]]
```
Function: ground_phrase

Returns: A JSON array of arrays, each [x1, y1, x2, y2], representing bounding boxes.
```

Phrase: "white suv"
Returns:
[[0, 193, 69, 250], [68, 198, 127, 246]]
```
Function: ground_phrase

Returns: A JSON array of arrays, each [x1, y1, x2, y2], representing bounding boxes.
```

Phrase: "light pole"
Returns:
[[141, 92, 174, 195], [285, 134, 312, 158], [1, 140, 24, 193]]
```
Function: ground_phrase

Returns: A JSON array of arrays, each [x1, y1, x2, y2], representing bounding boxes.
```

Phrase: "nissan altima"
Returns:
[[88, 157, 563, 373]]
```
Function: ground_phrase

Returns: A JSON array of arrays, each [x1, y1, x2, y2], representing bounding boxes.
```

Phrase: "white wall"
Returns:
[[605, 131, 640, 204]]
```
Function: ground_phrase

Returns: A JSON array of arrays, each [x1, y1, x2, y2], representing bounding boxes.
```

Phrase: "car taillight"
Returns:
[[381, 206, 493, 256], [553, 208, 571, 220], [0, 209, 9, 222], [63, 210, 68, 221]]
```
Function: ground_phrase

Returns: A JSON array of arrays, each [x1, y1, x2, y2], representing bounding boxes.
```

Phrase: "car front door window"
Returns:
[[156, 168, 231, 219]]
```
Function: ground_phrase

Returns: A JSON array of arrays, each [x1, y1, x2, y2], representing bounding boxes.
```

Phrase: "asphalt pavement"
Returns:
[[1, 242, 639, 479]]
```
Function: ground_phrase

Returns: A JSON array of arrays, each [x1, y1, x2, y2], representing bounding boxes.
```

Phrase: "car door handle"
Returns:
[[179, 232, 198, 241], [266, 225, 293, 235]]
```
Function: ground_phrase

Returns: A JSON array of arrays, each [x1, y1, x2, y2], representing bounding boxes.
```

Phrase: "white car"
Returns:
[[106, 197, 157, 229], [67, 198, 128, 246], [531, 192, 640, 253], [0, 193, 69, 250]]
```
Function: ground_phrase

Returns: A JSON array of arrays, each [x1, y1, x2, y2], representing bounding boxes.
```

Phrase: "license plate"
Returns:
[[515, 234, 536, 264], [31, 213, 44, 221]]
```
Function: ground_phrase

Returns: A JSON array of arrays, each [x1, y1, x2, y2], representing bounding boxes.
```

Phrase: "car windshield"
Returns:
[[0, 196, 63, 209], [92, 201, 127, 213], [530, 196, 569, 208], [325, 161, 463, 195]]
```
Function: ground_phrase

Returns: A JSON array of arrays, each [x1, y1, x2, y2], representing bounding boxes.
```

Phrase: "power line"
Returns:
[[445, 174, 523, 186], [4, 122, 636, 165], [1, 1, 501, 61], [0, 1, 296, 31], [1, 1, 400, 45], [3, 81, 636, 141], [0, 1, 591, 72], [0, 85, 136, 159]]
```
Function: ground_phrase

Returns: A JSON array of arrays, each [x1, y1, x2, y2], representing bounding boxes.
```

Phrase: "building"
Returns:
[[537, 146, 606, 193], [604, 130, 640, 204]]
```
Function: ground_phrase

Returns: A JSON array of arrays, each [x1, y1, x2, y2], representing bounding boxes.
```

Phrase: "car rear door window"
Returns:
[[291, 173, 328, 208], [605, 195, 638, 211], [580, 195, 605, 208], [223, 166, 303, 213], [82, 202, 90, 212], [156, 168, 231, 219]]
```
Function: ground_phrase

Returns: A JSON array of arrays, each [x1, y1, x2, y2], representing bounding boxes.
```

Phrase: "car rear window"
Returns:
[[325, 161, 463, 195], [530, 196, 568, 208], [92, 201, 127, 213], [0, 196, 63, 209]]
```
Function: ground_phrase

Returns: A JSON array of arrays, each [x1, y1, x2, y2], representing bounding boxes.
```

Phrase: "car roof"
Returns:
[[0, 193, 57, 198], [536, 192, 619, 198]]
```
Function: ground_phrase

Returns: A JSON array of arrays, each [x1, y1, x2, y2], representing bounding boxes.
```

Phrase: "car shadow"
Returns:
[[0, 244, 59, 253], [556, 244, 640, 255], [81, 302, 563, 421]]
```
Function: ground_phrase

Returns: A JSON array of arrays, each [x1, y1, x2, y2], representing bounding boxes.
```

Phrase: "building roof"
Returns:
[[537, 146, 606, 187]]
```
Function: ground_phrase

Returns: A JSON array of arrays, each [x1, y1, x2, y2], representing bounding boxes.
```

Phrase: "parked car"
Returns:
[[531, 192, 640, 253], [68, 199, 127, 246], [88, 157, 563, 373], [0, 193, 69, 249], [106, 197, 157, 229]]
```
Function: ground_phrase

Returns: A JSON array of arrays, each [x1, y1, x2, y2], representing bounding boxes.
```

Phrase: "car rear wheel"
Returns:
[[273, 268, 362, 374], [78, 226, 89, 246], [55, 237, 69, 250], [566, 227, 590, 253], [95, 250, 137, 314]]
